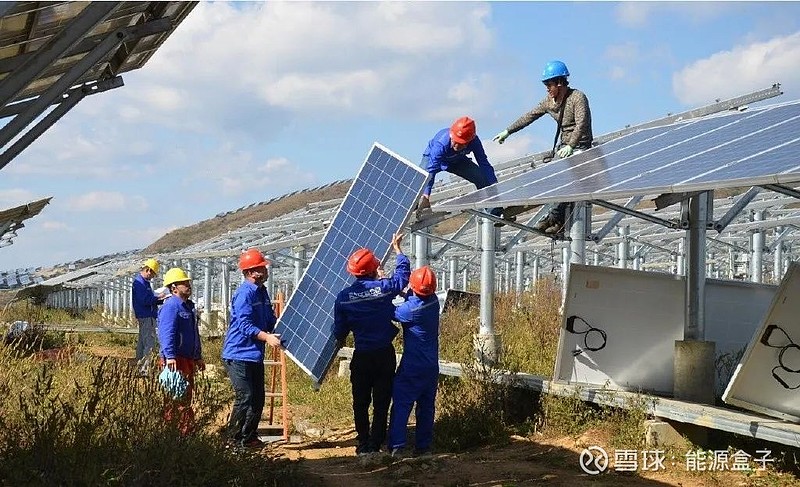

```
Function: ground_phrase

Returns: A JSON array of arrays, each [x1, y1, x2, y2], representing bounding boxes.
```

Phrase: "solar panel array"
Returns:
[[277, 143, 428, 383], [439, 101, 800, 211]]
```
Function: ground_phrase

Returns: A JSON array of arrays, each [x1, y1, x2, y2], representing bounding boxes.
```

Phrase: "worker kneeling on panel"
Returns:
[[387, 265, 441, 458], [334, 233, 409, 455]]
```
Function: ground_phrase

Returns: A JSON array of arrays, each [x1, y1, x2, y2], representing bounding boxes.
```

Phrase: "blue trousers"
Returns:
[[388, 366, 439, 451], [224, 359, 265, 443], [135, 317, 157, 361], [422, 156, 501, 216]]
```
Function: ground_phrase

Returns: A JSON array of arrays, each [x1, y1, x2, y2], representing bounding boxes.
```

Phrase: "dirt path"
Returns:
[[271, 428, 794, 487]]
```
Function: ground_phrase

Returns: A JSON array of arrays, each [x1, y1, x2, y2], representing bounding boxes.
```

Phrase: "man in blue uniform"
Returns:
[[132, 257, 166, 373], [418, 116, 502, 219], [222, 248, 282, 448], [387, 266, 440, 457], [157, 267, 204, 436], [334, 233, 409, 455]]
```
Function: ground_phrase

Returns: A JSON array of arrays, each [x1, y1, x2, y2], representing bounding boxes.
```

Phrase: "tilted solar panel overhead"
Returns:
[[277, 143, 428, 383], [438, 100, 800, 211]]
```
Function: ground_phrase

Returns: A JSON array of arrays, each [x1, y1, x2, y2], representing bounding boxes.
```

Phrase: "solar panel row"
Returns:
[[277, 143, 428, 383], [439, 101, 800, 211]]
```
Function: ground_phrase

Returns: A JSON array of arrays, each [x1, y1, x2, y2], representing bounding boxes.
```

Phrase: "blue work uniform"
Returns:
[[422, 128, 497, 197], [132, 272, 161, 362], [222, 280, 278, 445], [333, 253, 410, 453], [157, 296, 201, 362], [132, 273, 159, 319], [388, 293, 441, 453]]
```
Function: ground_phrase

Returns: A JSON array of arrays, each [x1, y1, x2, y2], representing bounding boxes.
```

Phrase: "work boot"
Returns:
[[533, 216, 554, 231], [544, 219, 564, 235]]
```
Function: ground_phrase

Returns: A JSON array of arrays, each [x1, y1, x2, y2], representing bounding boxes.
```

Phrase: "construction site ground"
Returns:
[[271, 426, 797, 487]]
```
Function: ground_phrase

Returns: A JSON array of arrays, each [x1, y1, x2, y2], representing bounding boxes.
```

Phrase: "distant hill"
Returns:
[[144, 181, 352, 254]]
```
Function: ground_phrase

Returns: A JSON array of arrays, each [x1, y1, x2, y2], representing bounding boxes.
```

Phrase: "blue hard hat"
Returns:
[[542, 60, 569, 82]]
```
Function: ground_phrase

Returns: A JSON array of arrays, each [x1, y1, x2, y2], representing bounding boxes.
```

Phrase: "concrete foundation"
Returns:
[[673, 340, 716, 404], [337, 359, 351, 379], [644, 420, 690, 449], [474, 333, 501, 367]]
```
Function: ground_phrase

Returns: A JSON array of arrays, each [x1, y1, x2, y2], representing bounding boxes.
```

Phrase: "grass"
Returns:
[[1, 282, 798, 485]]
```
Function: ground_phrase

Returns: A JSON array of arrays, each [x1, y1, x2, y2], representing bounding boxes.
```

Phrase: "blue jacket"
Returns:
[[222, 281, 277, 362], [395, 293, 440, 373], [422, 128, 495, 196], [132, 273, 159, 319], [333, 254, 411, 351], [158, 296, 202, 360]]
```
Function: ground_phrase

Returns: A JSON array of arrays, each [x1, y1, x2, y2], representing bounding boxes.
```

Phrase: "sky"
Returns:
[[1, 1, 800, 270]]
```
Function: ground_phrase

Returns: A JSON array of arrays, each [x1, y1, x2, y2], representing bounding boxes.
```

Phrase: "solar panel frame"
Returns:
[[437, 100, 800, 211], [276, 143, 428, 384]]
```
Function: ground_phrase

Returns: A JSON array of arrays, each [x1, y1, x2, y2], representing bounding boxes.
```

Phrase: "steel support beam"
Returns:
[[713, 187, 761, 232], [0, 2, 117, 107], [0, 77, 123, 171], [685, 192, 712, 340]]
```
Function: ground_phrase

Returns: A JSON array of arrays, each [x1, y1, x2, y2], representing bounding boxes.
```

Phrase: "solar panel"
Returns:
[[277, 143, 428, 383], [723, 262, 800, 422], [438, 101, 800, 211]]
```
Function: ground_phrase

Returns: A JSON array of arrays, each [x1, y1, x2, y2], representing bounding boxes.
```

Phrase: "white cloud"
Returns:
[[615, 3, 737, 28], [484, 134, 538, 163], [0, 188, 39, 206], [672, 32, 800, 106], [41, 220, 69, 231], [220, 156, 316, 196], [118, 2, 495, 125], [66, 191, 149, 212]]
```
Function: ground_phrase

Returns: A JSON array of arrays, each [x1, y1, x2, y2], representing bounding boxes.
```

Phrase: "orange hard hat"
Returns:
[[239, 248, 270, 271], [347, 248, 380, 277], [450, 116, 476, 145], [410, 266, 437, 296]]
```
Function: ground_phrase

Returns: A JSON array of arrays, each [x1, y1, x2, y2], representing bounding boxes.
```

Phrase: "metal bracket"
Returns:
[[590, 199, 680, 230]]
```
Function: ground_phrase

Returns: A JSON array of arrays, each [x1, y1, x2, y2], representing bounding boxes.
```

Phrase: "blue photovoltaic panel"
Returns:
[[277, 143, 428, 383], [438, 100, 800, 211]]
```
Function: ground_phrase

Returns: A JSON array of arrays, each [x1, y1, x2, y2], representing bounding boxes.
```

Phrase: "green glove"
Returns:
[[492, 129, 509, 144], [557, 144, 573, 158]]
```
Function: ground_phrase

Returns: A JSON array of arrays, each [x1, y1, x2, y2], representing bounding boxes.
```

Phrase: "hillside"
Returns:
[[144, 181, 351, 254]]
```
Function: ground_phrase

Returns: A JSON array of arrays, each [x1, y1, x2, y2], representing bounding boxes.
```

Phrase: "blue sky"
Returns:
[[1, 1, 800, 270]]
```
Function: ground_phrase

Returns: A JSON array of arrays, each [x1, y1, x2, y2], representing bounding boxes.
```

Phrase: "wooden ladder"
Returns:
[[258, 291, 289, 442]]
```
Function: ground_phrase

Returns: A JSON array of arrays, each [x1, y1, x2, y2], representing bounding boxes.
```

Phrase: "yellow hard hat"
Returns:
[[163, 267, 191, 287], [142, 258, 160, 274]]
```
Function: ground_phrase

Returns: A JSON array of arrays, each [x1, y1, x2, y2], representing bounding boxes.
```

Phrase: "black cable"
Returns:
[[759, 324, 800, 390], [565, 315, 608, 356]]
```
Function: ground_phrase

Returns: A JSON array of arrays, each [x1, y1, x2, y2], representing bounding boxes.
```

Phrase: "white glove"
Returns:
[[557, 145, 573, 158], [492, 130, 509, 144]]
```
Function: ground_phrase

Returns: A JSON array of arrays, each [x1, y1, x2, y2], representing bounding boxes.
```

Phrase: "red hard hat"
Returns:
[[450, 116, 476, 145], [347, 248, 379, 277], [410, 266, 437, 296], [239, 248, 270, 271]]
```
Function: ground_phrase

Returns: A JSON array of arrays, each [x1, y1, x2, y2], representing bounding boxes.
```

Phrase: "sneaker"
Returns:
[[355, 443, 370, 456], [533, 216, 553, 231], [413, 447, 432, 457], [242, 438, 265, 448], [544, 220, 564, 235], [493, 215, 516, 228], [391, 447, 408, 458]]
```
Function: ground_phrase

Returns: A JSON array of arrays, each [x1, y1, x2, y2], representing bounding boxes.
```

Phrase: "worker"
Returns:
[[157, 267, 204, 436], [387, 265, 440, 458], [132, 258, 166, 374], [418, 116, 503, 219], [333, 233, 409, 455], [493, 60, 594, 234], [222, 248, 282, 449]]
